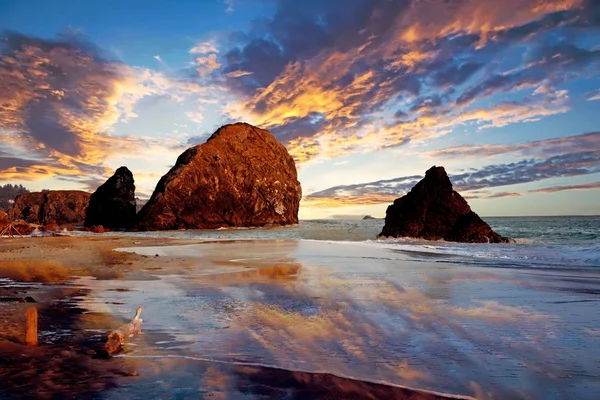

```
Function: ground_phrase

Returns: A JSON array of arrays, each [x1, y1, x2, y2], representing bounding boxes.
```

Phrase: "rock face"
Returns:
[[379, 166, 510, 243], [85, 167, 136, 229], [137, 122, 302, 230], [0, 209, 8, 231], [7, 192, 44, 224], [8, 191, 91, 226]]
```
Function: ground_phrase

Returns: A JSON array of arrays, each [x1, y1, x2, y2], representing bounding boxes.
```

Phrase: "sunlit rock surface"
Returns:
[[8, 191, 90, 225], [380, 166, 510, 243], [137, 122, 301, 230]]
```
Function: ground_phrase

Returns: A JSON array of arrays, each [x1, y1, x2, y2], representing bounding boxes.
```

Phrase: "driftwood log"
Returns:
[[25, 306, 38, 346], [102, 306, 143, 357]]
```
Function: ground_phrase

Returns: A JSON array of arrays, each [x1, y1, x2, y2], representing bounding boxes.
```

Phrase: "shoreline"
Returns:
[[0, 236, 470, 400]]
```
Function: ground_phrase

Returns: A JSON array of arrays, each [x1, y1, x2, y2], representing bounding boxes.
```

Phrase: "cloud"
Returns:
[[463, 191, 522, 200], [448, 151, 600, 191], [226, 70, 254, 78], [430, 132, 600, 158], [189, 41, 219, 55], [154, 55, 163, 62], [217, 0, 598, 164], [303, 193, 401, 208], [305, 133, 600, 207], [186, 111, 204, 124], [528, 182, 600, 194], [224, 0, 234, 13], [586, 89, 600, 101], [195, 53, 221, 75], [0, 31, 201, 185], [304, 175, 421, 208]]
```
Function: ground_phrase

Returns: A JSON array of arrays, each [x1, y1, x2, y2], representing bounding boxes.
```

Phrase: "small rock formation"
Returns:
[[8, 191, 90, 226], [42, 222, 59, 232], [87, 225, 108, 233], [85, 167, 136, 229], [0, 209, 8, 231], [7, 192, 44, 224], [362, 215, 376, 220], [379, 166, 510, 243], [137, 122, 302, 230]]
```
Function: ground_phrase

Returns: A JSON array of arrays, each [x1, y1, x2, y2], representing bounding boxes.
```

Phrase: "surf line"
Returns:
[[116, 353, 476, 400]]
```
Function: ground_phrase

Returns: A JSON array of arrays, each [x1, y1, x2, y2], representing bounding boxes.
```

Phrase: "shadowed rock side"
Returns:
[[85, 167, 136, 229], [379, 166, 510, 243], [8, 191, 90, 226], [137, 122, 302, 230]]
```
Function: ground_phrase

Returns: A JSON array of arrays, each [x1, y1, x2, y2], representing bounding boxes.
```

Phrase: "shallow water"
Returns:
[[74, 240, 600, 399], [69, 216, 600, 269]]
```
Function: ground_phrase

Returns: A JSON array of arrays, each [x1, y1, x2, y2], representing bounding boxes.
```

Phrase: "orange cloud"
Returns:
[[0, 33, 203, 187], [302, 193, 399, 208], [396, 0, 584, 45], [221, 0, 586, 165]]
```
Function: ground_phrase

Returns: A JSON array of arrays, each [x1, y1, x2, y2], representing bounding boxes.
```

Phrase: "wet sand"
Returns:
[[0, 236, 466, 400]]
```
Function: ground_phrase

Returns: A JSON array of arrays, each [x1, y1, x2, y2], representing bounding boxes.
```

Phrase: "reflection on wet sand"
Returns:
[[2, 237, 600, 399], [107, 240, 600, 399], [0, 282, 133, 400], [107, 355, 467, 400]]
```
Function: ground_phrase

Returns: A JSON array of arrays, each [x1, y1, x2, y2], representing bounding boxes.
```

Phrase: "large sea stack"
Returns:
[[85, 167, 136, 229], [8, 191, 90, 226], [379, 166, 510, 243], [137, 122, 302, 230]]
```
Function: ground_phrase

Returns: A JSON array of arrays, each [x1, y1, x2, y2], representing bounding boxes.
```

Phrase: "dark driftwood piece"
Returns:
[[103, 306, 143, 357], [25, 307, 38, 346]]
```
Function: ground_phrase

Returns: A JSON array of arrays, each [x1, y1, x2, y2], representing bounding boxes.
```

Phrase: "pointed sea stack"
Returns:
[[85, 167, 136, 229], [379, 166, 510, 243], [137, 122, 302, 230]]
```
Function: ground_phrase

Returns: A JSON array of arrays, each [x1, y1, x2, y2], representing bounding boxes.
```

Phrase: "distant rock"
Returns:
[[379, 166, 510, 243], [137, 122, 302, 230], [42, 222, 60, 232], [85, 167, 136, 229], [87, 225, 108, 233], [8, 191, 90, 226], [362, 215, 376, 220], [0, 209, 9, 231], [7, 192, 44, 224]]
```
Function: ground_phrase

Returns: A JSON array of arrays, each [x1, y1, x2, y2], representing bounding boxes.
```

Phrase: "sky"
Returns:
[[0, 0, 599, 219]]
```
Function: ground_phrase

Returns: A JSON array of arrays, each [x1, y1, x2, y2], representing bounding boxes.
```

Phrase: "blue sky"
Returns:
[[0, 0, 599, 218]]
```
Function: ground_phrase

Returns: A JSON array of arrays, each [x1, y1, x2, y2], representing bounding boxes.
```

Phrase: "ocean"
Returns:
[[60, 215, 600, 399], [76, 215, 600, 269]]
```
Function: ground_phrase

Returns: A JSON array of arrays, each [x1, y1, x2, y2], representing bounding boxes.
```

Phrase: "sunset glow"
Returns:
[[1, 0, 599, 218]]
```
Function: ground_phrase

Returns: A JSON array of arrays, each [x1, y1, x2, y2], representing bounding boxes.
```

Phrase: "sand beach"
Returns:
[[2, 227, 599, 399]]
